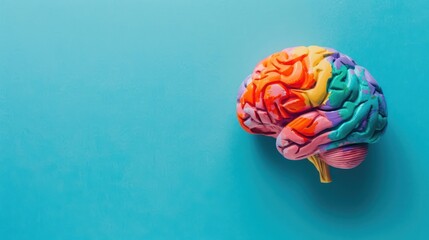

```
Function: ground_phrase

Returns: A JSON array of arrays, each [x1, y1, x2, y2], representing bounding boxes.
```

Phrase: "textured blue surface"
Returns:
[[0, 1, 428, 239]]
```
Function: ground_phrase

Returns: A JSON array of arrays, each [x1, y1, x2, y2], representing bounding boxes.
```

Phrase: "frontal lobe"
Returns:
[[237, 46, 388, 169], [236, 46, 333, 136]]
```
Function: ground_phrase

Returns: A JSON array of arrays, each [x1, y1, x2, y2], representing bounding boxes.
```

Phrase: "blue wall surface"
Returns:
[[1, 0, 428, 239]]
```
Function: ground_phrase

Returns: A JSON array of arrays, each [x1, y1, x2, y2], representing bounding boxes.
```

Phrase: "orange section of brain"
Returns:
[[237, 50, 317, 135]]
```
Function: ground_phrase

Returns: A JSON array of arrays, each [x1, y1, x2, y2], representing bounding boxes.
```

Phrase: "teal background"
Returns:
[[0, 0, 427, 239]]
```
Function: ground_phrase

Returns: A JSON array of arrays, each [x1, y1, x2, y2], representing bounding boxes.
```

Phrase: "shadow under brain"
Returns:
[[253, 128, 412, 225]]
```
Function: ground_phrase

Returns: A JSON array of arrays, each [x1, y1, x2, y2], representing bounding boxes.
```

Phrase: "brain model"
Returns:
[[236, 46, 387, 183]]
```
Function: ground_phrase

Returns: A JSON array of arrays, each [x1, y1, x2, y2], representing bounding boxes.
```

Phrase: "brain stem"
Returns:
[[307, 155, 332, 183]]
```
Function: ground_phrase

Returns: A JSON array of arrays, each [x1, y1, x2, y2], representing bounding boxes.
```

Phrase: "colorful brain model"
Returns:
[[236, 46, 387, 183]]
